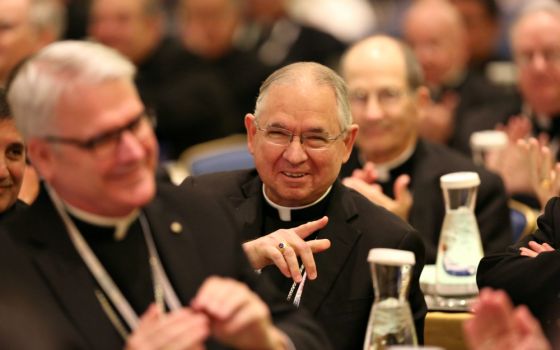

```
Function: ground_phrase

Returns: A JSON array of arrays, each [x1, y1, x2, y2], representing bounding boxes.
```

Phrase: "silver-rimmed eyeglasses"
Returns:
[[348, 87, 408, 109], [254, 119, 346, 150], [44, 109, 156, 158]]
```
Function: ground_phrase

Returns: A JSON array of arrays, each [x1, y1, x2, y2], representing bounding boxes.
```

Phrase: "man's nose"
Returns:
[[116, 131, 145, 161], [0, 156, 9, 180], [282, 136, 309, 164], [530, 52, 548, 72], [365, 94, 384, 121]]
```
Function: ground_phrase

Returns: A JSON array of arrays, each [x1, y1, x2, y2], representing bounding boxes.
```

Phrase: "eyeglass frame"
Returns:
[[514, 49, 560, 68], [348, 86, 410, 109], [43, 109, 157, 155], [253, 118, 347, 150]]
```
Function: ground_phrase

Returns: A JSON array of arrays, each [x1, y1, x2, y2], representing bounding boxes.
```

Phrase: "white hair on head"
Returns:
[[511, 0, 560, 38], [254, 61, 353, 131], [7, 40, 136, 139]]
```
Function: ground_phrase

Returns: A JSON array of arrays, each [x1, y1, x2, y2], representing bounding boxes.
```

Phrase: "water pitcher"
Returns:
[[363, 248, 417, 350]]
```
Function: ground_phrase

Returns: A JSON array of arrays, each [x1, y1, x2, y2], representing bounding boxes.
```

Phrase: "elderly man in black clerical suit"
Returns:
[[181, 62, 427, 349], [3, 40, 330, 350], [339, 35, 512, 264]]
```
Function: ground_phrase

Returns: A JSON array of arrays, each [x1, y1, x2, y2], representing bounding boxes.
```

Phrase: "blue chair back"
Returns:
[[508, 199, 538, 242], [179, 134, 255, 176]]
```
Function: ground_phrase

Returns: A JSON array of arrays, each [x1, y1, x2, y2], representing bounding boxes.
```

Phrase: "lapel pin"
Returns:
[[170, 222, 182, 234]]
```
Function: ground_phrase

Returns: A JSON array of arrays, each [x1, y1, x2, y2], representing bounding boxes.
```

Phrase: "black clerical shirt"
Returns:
[[72, 217, 154, 319]]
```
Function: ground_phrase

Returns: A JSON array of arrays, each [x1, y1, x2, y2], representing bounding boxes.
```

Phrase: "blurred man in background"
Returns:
[[403, 0, 514, 155], [340, 35, 512, 263], [89, 0, 238, 159], [0, 0, 64, 86]]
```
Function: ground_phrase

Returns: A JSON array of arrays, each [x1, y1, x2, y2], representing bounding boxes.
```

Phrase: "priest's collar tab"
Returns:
[[360, 142, 415, 182], [262, 185, 332, 222], [51, 190, 140, 241]]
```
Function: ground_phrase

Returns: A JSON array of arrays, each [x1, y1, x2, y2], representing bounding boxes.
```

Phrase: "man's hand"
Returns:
[[191, 277, 289, 350], [519, 241, 555, 258], [518, 137, 560, 210], [343, 164, 413, 221], [126, 304, 209, 350], [485, 116, 534, 195], [349, 161, 378, 184], [418, 91, 458, 144], [464, 288, 551, 350], [242, 217, 330, 282]]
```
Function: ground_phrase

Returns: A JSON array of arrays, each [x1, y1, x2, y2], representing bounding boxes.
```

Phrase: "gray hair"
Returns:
[[511, 0, 560, 40], [254, 62, 353, 131], [7, 40, 136, 139], [29, 0, 67, 40]]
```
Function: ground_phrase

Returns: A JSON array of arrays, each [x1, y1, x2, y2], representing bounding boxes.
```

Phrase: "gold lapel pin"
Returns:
[[170, 221, 182, 234]]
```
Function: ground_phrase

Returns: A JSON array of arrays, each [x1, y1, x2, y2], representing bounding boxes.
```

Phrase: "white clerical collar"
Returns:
[[361, 142, 416, 182], [47, 186, 139, 241], [262, 185, 332, 222], [523, 103, 551, 129]]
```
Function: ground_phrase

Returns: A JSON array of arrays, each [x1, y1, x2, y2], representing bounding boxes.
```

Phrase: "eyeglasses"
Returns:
[[348, 87, 408, 108], [254, 119, 346, 150], [44, 110, 156, 158], [515, 49, 560, 67]]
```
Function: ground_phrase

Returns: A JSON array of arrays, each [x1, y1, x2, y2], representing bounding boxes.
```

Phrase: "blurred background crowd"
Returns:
[[0, 0, 534, 160]]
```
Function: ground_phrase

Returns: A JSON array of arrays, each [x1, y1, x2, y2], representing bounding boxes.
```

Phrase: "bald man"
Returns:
[[402, 0, 515, 155], [340, 35, 512, 264]]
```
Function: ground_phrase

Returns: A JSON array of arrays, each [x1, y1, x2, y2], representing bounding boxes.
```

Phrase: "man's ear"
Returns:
[[27, 138, 53, 182], [342, 124, 359, 162], [415, 86, 431, 110], [244, 114, 257, 155]]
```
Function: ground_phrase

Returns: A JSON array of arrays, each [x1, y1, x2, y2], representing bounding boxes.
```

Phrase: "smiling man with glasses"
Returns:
[[340, 35, 512, 265], [3, 41, 330, 350], [181, 61, 427, 349]]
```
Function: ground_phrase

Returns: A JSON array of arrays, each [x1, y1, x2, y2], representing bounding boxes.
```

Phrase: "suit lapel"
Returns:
[[143, 193, 207, 303], [25, 192, 121, 347], [301, 182, 362, 314], [231, 174, 264, 240], [226, 175, 364, 314]]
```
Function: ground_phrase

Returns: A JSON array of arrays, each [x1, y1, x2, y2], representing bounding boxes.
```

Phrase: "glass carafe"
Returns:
[[364, 248, 417, 350], [435, 172, 484, 297]]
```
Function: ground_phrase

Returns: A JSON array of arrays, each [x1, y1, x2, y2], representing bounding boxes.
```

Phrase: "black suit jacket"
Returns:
[[341, 139, 512, 263], [435, 69, 517, 155], [4, 182, 330, 349], [135, 37, 239, 159], [181, 170, 427, 350], [477, 197, 560, 343], [0, 231, 86, 350]]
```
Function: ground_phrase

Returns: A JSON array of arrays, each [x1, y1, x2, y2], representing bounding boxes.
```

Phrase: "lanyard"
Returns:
[[47, 187, 181, 334]]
